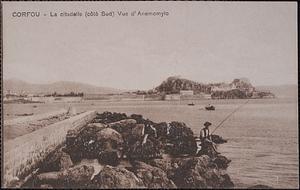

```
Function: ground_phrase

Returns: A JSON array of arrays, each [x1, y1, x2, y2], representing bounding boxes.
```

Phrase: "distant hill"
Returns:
[[3, 79, 124, 95], [155, 76, 211, 94], [256, 84, 298, 99]]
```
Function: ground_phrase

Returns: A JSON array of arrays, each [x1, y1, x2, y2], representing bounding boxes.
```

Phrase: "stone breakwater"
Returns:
[[22, 111, 234, 188]]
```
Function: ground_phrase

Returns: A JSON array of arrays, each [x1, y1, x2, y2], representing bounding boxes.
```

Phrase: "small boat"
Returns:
[[188, 103, 195, 106], [205, 105, 215, 110], [16, 113, 34, 116]]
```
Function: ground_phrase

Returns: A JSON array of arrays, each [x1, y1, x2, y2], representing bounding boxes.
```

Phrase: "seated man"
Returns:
[[199, 121, 220, 157], [200, 121, 211, 142]]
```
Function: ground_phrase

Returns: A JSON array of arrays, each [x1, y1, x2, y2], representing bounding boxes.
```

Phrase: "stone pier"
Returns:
[[3, 110, 97, 187]]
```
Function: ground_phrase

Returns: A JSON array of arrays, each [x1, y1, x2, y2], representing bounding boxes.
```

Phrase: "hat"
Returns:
[[204, 121, 212, 127]]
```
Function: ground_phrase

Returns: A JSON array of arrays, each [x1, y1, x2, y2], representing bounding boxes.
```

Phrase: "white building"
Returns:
[[180, 90, 194, 96], [165, 94, 181, 100], [211, 83, 236, 92]]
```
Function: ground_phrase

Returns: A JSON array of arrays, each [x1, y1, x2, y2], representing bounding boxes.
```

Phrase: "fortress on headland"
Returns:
[[153, 76, 275, 100], [84, 77, 275, 101]]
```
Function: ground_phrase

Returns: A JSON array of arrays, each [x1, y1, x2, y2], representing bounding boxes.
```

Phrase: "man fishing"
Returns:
[[198, 100, 249, 157], [199, 121, 220, 155], [200, 121, 211, 142]]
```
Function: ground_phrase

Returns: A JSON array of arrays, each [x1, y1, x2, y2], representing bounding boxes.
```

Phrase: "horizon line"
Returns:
[[3, 77, 298, 91]]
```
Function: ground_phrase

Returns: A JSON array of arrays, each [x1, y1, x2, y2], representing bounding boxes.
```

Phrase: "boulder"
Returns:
[[89, 165, 145, 188], [129, 114, 157, 137], [145, 123, 158, 138], [86, 123, 107, 131], [172, 165, 207, 188], [107, 119, 137, 137], [66, 129, 78, 149], [202, 168, 224, 187], [39, 148, 73, 172], [220, 174, 235, 188], [66, 126, 123, 162], [131, 124, 145, 138], [168, 137, 198, 155], [108, 119, 137, 126], [130, 114, 147, 124], [36, 165, 94, 188], [154, 122, 168, 138], [211, 134, 227, 144], [166, 122, 198, 155], [170, 156, 234, 188], [149, 157, 174, 177], [61, 165, 94, 188], [168, 121, 194, 140], [35, 172, 60, 185], [93, 112, 128, 124], [66, 126, 99, 160], [171, 157, 207, 188], [95, 128, 124, 147], [59, 152, 74, 170], [127, 134, 162, 161], [98, 149, 121, 166], [213, 155, 231, 169], [132, 161, 177, 188], [131, 114, 156, 125], [197, 140, 219, 158]]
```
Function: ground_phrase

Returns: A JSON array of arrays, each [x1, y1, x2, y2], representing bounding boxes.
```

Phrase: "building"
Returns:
[[165, 94, 181, 101], [211, 83, 236, 92], [180, 90, 194, 96]]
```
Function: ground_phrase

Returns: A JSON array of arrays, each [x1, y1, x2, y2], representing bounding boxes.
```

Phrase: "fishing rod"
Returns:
[[210, 99, 250, 135]]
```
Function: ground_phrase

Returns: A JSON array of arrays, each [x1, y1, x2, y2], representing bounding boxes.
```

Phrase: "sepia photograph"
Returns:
[[1, 1, 298, 189]]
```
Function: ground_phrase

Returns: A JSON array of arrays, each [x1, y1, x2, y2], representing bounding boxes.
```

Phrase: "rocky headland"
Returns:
[[153, 76, 275, 99]]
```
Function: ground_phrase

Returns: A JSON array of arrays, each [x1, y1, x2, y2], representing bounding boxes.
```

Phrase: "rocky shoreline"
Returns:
[[24, 111, 234, 188]]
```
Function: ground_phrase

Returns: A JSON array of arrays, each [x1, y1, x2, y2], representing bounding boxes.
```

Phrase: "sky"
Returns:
[[2, 2, 298, 90]]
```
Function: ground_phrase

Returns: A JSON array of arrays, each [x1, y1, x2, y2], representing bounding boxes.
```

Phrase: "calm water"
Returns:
[[4, 98, 299, 188]]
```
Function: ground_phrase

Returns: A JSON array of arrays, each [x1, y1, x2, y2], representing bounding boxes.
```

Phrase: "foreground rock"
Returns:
[[132, 161, 177, 188], [92, 112, 128, 124], [127, 134, 162, 161], [149, 157, 176, 178], [197, 140, 219, 158], [95, 127, 124, 148], [66, 124, 123, 165], [65, 123, 106, 161], [35, 165, 94, 188], [98, 150, 120, 166], [211, 134, 227, 144], [89, 165, 145, 188], [27, 111, 234, 189], [170, 156, 234, 188], [39, 148, 73, 172], [165, 122, 198, 155], [213, 155, 231, 169]]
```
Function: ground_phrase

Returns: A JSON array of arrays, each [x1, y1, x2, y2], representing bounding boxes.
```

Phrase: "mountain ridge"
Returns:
[[3, 79, 124, 95]]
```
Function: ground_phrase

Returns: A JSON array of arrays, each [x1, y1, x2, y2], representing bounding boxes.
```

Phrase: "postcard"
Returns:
[[1, 1, 298, 189]]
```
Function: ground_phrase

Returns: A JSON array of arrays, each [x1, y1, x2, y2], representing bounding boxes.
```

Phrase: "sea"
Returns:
[[4, 97, 299, 188]]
